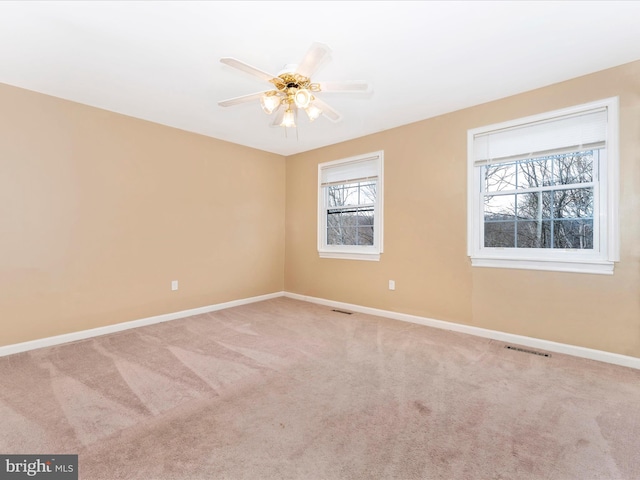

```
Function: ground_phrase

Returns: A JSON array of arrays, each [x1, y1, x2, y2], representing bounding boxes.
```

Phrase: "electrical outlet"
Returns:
[[171, 280, 178, 291], [388, 280, 396, 291]]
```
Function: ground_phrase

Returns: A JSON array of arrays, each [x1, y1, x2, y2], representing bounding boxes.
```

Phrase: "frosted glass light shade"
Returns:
[[280, 108, 296, 128], [260, 94, 281, 114], [294, 89, 311, 109], [305, 103, 322, 122]]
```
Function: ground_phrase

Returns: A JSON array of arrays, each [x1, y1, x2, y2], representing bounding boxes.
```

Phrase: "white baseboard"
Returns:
[[0, 291, 285, 358], [284, 292, 640, 371], [3, 290, 639, 371]]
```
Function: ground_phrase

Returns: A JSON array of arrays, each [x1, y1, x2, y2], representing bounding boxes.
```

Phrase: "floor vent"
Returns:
[[332, 309, 353, 315], [505, 345, 551, 357]]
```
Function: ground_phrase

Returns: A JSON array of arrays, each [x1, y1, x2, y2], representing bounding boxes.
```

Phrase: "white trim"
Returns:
[[283, 292, 640, 370], [317, 150, 384, 260], [318, 251, 380, 261], [606, 96, 620, 262], [470, 257, 614, 275], [0, 291, 284, 357], [4, 290, 638, 371], [467, 97, 620, 273]]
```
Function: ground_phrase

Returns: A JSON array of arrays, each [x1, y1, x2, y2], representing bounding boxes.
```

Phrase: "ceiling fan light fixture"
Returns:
[[293, 88, 312, 109], [219, 43, 365, 129], [280, 107, 296, 128], [304, 103, 322, 122], [260, 93, 281, 114]]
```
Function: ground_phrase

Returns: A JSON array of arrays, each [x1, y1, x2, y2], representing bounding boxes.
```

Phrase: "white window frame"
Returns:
[[467, 98, 619, 275], [318, 151, 384, 261]]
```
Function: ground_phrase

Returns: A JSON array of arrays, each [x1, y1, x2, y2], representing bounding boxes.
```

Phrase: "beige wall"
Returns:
[[2, 60, 638, 359], [285, 60, 640, 358], [0, 83, 285, 347]]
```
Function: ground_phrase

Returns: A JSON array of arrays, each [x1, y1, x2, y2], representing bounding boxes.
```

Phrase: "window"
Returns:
[[318, 151, 383, 261], [467, 98, 619, 274]]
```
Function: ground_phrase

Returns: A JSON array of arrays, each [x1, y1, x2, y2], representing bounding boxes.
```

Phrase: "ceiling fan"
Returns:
[[218, 42, 370, 128]]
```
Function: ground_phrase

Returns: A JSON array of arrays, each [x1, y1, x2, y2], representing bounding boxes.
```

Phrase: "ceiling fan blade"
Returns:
[[296, 42, 331, 78], [311, 97, 342, 123], [271, 105, 286, 127], [218, 91, 269, 107], [220, 57, 278, 83], [319, 81, 371, 93]]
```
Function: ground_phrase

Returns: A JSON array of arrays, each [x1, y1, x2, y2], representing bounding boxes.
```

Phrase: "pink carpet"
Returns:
[[1, 297, 639, 479]]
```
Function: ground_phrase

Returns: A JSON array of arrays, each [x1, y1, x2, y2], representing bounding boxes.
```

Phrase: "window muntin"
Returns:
[[326, 181, 376, 246], [318, 152, 383, 260], [467, 98, 619, 274], [482, 150, 597, 250]]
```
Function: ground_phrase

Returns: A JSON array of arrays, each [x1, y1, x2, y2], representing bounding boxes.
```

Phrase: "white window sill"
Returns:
[[319, 251, 380, 261], [470, 256, 614, 275]]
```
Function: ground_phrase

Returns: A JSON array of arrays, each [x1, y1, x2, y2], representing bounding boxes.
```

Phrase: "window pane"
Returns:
[[328, 218, 354, 244], [553, 151, 593, 185], [357, 209, 374, 226], [516, 192, 552, 220], [360, 182, 376, 203], [341, 185, 361, 206], [327, 211, 354, 245], [327, 226, 375, 246], [485, 163, 516, 192], [325, 179, 377, 247], [484, 194, 516, 247], [356, 226, 374, 245], [553, 219, 593, 249], [482, 152, 596, 251], [327, 213, 342, 244], [328, 185, 360, 207], [357, 209, 374, 245], [327, 226, 355, 245], [327, 182, 376, 208], [517, 220, 552, 248], [327, 186, 343, 207], [326, 208, 375, 246], [484, 194, 515, 219], [517, 158, 552, 189], [484, 221, 515, 247], [553, 188, 593, 218]]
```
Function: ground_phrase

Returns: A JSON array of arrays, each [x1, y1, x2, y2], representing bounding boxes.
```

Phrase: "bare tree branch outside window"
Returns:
[[483, 150, 595, 249], [326, 181, 376, 246]]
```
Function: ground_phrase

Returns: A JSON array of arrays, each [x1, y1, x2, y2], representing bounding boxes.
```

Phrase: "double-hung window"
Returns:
[[318, 151, 383, 261], [467, 98, 619, 274]]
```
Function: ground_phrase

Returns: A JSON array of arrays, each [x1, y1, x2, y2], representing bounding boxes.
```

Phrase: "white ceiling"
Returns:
[[1, 1, 640, 156]]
